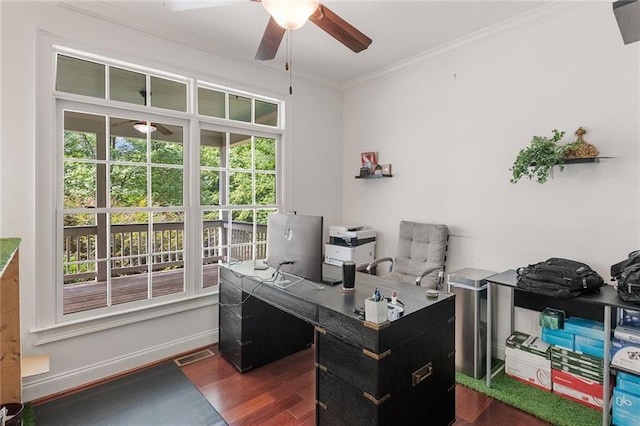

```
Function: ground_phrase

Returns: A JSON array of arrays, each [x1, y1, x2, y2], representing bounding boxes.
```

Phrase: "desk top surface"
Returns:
[[222, 261, 453, 321], [486, 268, 638, 310]]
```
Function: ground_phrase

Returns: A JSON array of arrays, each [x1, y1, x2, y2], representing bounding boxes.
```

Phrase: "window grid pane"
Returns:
[[57, 49, 282, 319], [56, 55, 105, 99]]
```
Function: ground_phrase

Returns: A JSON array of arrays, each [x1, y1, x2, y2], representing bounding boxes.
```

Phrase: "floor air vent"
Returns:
[[174, 349, 215, 367]]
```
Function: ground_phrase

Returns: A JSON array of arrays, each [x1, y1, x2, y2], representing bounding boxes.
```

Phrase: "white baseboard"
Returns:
[[23, 329, 219, 402]]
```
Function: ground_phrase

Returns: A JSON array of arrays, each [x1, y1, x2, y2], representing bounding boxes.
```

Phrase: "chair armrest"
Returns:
[[415, 267, 444, 288], [366, 257, 394, 274]]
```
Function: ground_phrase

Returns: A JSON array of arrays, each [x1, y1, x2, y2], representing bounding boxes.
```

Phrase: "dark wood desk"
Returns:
[[485, 269, 633, 426], [219, 262, 456, 425]]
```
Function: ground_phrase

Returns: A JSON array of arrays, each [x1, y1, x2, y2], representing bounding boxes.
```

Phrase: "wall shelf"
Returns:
[[355, 174, 393, 179], [560, 156, 613, 164]]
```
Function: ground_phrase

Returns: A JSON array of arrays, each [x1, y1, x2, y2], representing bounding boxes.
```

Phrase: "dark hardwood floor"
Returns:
[[181, 345, 551, 425]]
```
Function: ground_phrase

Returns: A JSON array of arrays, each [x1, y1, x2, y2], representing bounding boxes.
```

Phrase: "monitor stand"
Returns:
[[270, 271, 302, 289], [272, 278, 294, 289]]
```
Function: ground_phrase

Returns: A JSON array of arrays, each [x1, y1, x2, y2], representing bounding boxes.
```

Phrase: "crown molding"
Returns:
[[55, 1, 342, 93], [343, 2, 597, 92]]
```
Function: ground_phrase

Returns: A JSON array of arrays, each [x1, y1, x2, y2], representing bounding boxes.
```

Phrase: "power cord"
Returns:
[[219, 260, 324, 307]]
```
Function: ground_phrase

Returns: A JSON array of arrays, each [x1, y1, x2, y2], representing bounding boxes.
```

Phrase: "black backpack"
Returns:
[[516, 258, 605, 298], [611, 251, 640, 304]]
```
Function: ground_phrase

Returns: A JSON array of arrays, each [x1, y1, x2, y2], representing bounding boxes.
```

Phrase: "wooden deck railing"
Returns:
[[63, 220, 267, 284]]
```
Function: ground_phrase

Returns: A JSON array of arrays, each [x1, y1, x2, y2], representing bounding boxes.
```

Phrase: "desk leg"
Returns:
[[486, 282, 493, 387], [603, 305, 611, 426]]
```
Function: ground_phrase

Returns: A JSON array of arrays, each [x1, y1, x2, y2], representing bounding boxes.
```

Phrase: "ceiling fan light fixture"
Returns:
[[262, 0, 319, 30], [133, 121, 157, 134]]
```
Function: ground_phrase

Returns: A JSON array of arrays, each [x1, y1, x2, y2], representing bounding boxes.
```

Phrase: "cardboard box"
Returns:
[[505, 347, 551, 391], [552, 368, 607, 394], [540, 307, 565, 330], [611, 338, 640, 374], [564, 317, 605, 341], [553, 382, 606, 411], [613, 387, 640, 426], [542, 327, 575, 350], [614, 411, 640, 426], [621, 309, 640, 328], [574, 341, 604, 359], [552, 367, 611, 412], [619, 371, 640, 387], [550, 351, 603, 373], [506, 332, 551, 359], [574, 334, 604, 349], [551, 345, 604, 367], [505, 346, 549, 366], [615, 325, 640, 344], [618, 374, 640, 397], [551, 361, 604, 383]]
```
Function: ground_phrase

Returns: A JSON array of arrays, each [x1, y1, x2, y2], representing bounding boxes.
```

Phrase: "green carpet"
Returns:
[[23, 403, 35, 426], [456, 369, 601, 426]]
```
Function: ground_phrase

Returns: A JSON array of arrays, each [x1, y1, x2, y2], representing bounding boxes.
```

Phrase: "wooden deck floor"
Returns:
[[63, 264, 220, 314]]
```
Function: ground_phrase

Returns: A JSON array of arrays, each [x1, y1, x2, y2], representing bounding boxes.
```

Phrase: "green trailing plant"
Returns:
[[510, 129, 568, 184]]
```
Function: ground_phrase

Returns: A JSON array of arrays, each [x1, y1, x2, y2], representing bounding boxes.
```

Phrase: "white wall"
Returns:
[[343, 4, 640, 352], [0, 1, 342, 400]]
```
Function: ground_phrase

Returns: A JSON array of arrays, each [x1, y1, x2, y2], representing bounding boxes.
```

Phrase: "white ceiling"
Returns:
[[63, 1, 554, 86]]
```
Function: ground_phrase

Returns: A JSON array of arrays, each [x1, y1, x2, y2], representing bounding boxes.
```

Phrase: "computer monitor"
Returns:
[[265, 212, 323, 283]]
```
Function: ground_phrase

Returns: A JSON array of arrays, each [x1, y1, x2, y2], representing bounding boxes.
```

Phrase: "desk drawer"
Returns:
[[316, 331, 391, 400], [220, 305, 260, 342], [219, 328, 244, 371], [220, 280, 243, 315], [317, 367, 388, 426], [317, 363, 454, 425], [219, 288, 314, 373], [316, 326, 453, 402]]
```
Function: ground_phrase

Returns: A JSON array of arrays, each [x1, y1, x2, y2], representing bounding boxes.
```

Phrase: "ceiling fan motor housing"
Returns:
[[262, 0, 320, 30]]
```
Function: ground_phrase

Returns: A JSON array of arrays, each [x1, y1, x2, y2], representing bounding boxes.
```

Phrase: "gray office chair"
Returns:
[[366, 221, 449, 289]]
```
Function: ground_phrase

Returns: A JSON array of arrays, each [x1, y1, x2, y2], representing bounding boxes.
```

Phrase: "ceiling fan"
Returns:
[[166, 0, 372, 61], [110, 90, 173, 135], [111, 119, 174, 136]]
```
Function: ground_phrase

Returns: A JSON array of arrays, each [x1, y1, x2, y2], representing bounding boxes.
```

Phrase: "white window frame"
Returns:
[[33, 40, 285, 344], [57, 100, 196, 323]]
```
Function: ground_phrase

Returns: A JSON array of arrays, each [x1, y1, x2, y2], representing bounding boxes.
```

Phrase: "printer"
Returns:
[[324, 225, 376, 267]]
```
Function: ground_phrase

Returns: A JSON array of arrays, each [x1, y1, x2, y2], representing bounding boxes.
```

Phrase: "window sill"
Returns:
[[31, 292, 219, 345]]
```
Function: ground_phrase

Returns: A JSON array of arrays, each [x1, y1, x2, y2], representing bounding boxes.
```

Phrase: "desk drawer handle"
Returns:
[[412, 362, 433, 387]]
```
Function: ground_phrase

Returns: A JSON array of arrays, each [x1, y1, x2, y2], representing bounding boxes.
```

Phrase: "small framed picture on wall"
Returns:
[[360, 151, 378, 172]]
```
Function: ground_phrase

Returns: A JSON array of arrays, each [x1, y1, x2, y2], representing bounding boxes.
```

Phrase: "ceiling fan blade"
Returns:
[[309, 4, 372, 53], [255, 17, 286, 61], [111, 119, 135, 128], [155, 123, 174, 136]]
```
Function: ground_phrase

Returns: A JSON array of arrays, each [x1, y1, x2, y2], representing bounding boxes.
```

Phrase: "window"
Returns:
[[200, 130, 277, 287], [61, 109, 187, 315], [53, 49, 283, 322]]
